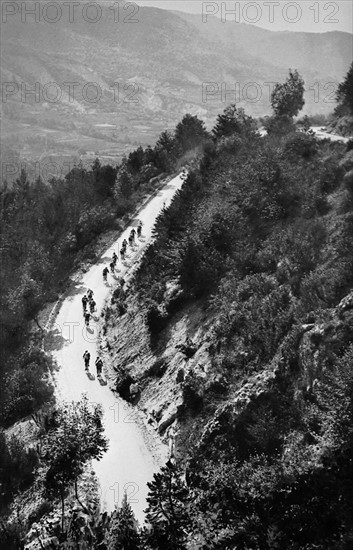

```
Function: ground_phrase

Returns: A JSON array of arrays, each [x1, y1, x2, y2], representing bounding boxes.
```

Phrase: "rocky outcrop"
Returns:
[[101, 293, 213, 442]]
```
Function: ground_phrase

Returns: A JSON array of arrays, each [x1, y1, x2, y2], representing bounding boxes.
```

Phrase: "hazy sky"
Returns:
[[137, 0, 353, 34]]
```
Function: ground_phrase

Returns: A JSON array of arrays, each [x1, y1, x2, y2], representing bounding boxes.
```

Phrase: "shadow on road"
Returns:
[[44, 327, 68, 352], [96, 255, 113, 265], [65, 282, 87, 300]]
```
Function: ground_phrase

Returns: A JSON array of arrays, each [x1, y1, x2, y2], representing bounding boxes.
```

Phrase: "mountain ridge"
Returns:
[[1, 4, 352, 175]]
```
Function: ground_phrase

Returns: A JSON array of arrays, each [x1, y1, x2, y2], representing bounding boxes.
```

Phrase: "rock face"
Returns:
[[101, 292, 213, 446]]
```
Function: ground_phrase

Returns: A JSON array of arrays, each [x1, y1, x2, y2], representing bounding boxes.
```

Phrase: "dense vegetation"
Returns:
[[0, 114, 209, 429]]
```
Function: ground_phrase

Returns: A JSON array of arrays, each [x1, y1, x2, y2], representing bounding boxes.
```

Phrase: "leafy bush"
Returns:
[[146, 302, 169, 335], [264, 114, 296, 135], [283, 131, 318, 160], [182, 373, 204, 413], [0, 431, 39, 508], [318, 159, 344, 194], [299, 263, 350, 314], [214, 274, 294, 365], [0, 349, 54, 427]]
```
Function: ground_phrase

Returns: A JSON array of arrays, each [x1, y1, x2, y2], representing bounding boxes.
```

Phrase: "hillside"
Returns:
[[1, 1, 352, 177], [98, 123, 353, 547]]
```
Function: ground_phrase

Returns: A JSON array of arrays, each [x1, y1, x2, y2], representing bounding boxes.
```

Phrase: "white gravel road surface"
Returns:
[[49, 172, 186, 524]]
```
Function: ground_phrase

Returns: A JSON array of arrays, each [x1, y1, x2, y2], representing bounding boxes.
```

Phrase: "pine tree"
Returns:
[[175, 114, 209, 154], [336, 62, 353, 115], [107, 493, 141, 550], [213, 104, 257, 139], [143, 460, 190, 550]]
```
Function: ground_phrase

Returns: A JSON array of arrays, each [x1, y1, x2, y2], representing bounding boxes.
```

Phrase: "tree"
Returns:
[[271, 69, 305, 118], [336, 62, 353, 115], [1, 348, 54, 427], [42, 396, 108, 531], [143, 461, 190, 550], [107, 493, 141, 550], [115, 166, 134, 199], [92, 158, 117, 199], [127, 146, 145, 173], [213, 105, 257, 139], [175, 114, 209, 154], [155, 130, 176, 155]]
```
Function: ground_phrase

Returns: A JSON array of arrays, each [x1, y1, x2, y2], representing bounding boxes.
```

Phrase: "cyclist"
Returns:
[[82, 295, 88, 313], [110, 261, 115, 274], [112, 251, 118, 265], [103, 267, 109, 282], [83, 350, 90, 370], [95, 357, 103, 376], [89, 300, 96, 314], [84, 312, 90, 327], [137, 221, 143, 238], [87, 289, 94, 301]]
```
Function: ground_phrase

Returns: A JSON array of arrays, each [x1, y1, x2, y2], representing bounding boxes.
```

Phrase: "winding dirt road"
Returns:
[[311, 127, 351, 143], [47, 172, 185, 524]]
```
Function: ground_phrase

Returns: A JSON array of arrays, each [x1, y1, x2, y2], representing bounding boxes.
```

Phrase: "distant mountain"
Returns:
[[175, 11, 352, 81], [1, 1, 352, 176]]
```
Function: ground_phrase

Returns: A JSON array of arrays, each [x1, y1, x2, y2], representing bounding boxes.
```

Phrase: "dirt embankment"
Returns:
[[99, 288, 216, 455], [327, 115, 353, 137]]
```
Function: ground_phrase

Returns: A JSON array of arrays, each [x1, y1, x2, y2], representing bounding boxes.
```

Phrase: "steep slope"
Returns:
[[102, 125, 353, 546]]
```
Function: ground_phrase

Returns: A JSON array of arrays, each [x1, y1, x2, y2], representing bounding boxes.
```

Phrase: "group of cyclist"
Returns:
[[102, 227, 143, 282], [128, 221, 143, 249], [82, 288, 95, 327], [83, 350, 103, 377], [82, 220, 144, 375], [103, 249, 119, 282]]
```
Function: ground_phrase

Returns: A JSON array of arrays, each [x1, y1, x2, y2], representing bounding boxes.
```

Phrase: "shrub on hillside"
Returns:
[[75, 206, 115, 248], [214, 274, 294, 365], [319, 160, 344, 194], [264, 114, 296, 136], [0, 349, 54, 427], [283, 132, 318, 160], [146, 302, 169, 335], [182, 373, 204, 413], [299, 262, 353, 315], [0, 431, 39, 508]]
